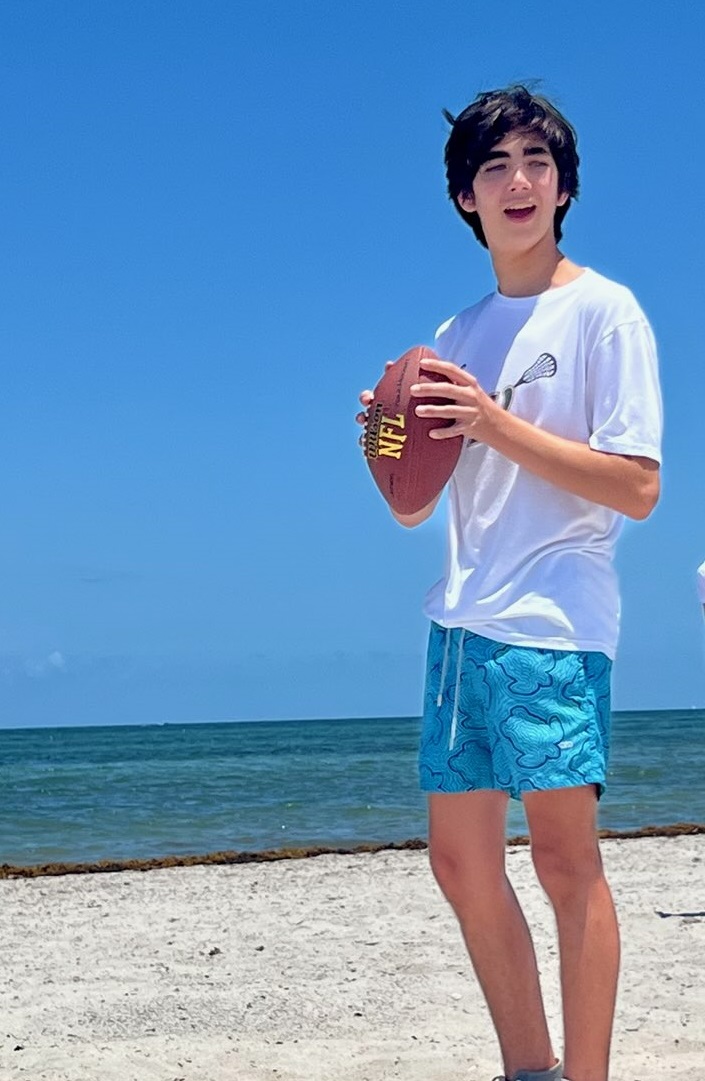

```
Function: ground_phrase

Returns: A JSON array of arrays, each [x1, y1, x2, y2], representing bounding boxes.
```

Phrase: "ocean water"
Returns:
[[0, 710, 703, 868]]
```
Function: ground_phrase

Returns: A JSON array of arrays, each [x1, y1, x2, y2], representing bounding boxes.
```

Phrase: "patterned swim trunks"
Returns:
[[419, 622, 612, 799]]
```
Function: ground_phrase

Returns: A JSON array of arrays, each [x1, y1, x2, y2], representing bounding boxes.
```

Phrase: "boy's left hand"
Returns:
[[411, 358, 501, 443]]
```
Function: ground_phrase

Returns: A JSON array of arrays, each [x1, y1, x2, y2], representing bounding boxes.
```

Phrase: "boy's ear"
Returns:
[[457, 191, 476, 213], [557, 190, 569, 207]]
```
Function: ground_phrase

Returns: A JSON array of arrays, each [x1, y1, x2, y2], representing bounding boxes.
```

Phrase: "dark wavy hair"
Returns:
[[443, 85, 580, 248]]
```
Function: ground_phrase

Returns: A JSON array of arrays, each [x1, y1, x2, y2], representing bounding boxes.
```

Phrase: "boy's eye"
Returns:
[[482, 159, 549, 174]]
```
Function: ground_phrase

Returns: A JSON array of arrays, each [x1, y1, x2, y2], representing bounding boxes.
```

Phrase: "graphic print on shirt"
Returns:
[[465, 351, 557, 447]]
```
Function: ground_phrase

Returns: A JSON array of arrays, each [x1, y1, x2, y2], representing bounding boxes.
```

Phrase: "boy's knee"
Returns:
[[531, 840, 603, 903], [429, 843, 461, 900], [429, 843, 505, 914]]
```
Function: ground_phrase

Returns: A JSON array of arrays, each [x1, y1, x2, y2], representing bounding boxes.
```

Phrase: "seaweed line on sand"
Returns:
[[1, 822, 703, 880]]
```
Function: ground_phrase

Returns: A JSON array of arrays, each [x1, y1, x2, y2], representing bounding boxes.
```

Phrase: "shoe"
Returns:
[[493, 1063, 564, 1081], [514, 1066, 564, 1081]]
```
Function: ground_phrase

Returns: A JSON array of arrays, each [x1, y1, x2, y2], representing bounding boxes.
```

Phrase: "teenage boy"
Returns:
[[357, 86, 662, 1081]]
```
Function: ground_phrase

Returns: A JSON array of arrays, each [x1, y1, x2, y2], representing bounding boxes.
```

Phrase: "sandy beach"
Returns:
[[1, 835, 703, 1081]]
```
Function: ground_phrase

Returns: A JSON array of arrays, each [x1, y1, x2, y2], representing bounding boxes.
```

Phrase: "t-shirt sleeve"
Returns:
[[434, 314, 459, 356], [586, 318, 663, 463]]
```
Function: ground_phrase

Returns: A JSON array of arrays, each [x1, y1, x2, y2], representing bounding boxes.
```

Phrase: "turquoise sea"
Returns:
[[0, 710, 703, 868]]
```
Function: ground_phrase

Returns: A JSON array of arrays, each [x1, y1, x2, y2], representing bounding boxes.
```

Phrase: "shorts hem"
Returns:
[[512, 777, 607, 801], [419, 778, 607, 800]]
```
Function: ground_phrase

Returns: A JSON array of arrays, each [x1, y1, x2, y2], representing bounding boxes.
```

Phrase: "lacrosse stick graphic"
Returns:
[[466, 352, 557, 445]]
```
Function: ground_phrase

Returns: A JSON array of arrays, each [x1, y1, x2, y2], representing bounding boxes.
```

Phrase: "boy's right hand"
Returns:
[[355, 361, 394, 442], [355, 388, 374, 429], [356, 358, 440, 527]]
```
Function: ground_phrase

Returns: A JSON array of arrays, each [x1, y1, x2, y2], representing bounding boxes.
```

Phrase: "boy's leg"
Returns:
[[523, 786, 620, 1081], [428, 790, 558, 1079]]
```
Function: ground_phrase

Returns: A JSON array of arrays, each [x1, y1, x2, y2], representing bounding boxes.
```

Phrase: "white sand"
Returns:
[[1, 836, 703, 1081]]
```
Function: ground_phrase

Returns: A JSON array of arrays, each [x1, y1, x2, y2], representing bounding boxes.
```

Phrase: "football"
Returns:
[[363, 345, 463, 515]]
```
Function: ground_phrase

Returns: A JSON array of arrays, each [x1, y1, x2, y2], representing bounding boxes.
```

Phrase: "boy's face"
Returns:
[[457, 131, 568, 253]]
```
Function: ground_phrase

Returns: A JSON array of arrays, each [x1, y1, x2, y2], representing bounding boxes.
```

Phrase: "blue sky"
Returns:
[[1, 1, 703, 727]]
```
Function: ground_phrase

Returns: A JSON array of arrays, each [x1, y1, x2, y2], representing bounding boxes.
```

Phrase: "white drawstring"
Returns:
[[437, 628, 451, 708], [449, 628, 465, 750]]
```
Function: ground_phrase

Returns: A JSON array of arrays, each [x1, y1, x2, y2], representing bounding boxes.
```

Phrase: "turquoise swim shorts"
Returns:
[[419, 622, 612, 799]]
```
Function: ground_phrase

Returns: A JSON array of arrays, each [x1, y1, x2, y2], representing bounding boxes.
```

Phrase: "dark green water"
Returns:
[[0, 710, 702, 866]]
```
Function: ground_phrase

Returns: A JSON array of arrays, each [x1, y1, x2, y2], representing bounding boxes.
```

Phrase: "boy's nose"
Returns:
[[509, 167, 531, 189]]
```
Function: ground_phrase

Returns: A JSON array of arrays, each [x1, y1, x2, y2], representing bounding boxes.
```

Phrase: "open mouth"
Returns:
[[504, 205, 536, 222]]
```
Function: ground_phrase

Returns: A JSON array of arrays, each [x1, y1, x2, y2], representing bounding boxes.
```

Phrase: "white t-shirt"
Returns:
[[423, 268, 663, 660], [697, 561, 705, 604]]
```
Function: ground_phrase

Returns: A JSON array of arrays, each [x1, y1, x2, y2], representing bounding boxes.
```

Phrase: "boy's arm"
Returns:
[[482, 409, 659, 519], [412, 358, 660, 521]]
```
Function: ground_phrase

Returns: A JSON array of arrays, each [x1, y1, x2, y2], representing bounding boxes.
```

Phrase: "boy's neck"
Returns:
[[491, 240, 583, 298]]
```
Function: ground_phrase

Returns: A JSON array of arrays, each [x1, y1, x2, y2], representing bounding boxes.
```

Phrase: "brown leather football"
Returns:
[[363, 345, 463, 515]]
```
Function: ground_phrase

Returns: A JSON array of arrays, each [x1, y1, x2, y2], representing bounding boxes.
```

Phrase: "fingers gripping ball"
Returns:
[[363, 346, 463, 515]]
